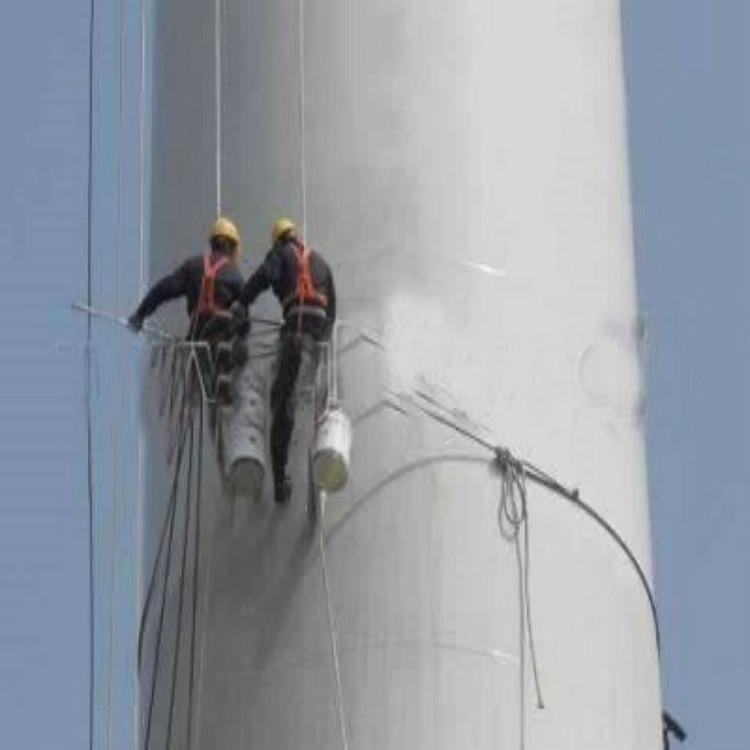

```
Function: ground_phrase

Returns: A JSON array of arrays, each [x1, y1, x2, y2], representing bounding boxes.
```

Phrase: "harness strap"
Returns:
[[199, 251, 230, 316], [283, 240, 328, 312]]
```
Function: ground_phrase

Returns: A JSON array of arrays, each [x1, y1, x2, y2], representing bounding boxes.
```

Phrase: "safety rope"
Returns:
[[297, 0, 308, 237], [214, 0, 222, 216], [137, 406, 193, 670], [192, 426, 218, 750], [144, 405, 193, 749], [165, 413, 196, 749], [319, 527, 350, 750], [104, 2, 128, 743], [135, 1, 148, 740], [186, 397, 204, 750], [85, 0, 96, 745]]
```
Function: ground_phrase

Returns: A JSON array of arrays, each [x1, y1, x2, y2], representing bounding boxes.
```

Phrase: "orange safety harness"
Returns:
[[198, 251, 230, 316], [284, 240, 328, 313]]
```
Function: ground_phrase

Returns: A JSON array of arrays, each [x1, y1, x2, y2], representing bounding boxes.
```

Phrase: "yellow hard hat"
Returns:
[[209, 216, 241, 246], [271, 217, 297, 245]]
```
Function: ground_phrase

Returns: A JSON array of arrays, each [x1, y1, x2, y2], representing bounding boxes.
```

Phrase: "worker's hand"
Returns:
[[229, 300, 250, 336], [229, 300, 246, 320], [127, 312, 144, 332]]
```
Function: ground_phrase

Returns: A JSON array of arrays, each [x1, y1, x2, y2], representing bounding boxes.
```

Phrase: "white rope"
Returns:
[[297, 0, 307, 238], [318, 527, 350, 750], [214, 0, 222, 216], [497, 456, 545, 750]]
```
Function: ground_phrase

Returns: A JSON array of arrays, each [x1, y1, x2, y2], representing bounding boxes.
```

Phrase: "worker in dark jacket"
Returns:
[[128, 216, 244, 335], [129, 216, 247, 402], [232, 217, 336, 504]]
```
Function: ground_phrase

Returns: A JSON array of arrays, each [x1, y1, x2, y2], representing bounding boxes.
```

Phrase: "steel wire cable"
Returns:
[[165, 415, 196, 749], [405, 396, 661, 653], [138, 410, 194, 670], [144, 405, 194, 749], [186, 398, 204, 750]]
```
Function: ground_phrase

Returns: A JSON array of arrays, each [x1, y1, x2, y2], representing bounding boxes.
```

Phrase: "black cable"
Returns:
[[165, 415, 196, 749], [144, 408, 193, 750], [186, 398, 204, 750], [137, 415, 192, 670], [519, 457, 661, 651], [403, 394, 661, 652]]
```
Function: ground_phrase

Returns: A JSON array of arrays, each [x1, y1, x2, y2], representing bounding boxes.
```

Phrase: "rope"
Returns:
[[297, 0, 307, 237], [144, 406, 193, 750], [85, 0, 96, 745], [403, 395, 661, 653], [135, 0, 148, 727], [137, 412, 193, 670], [496, 451, 545, 748], [214, 0, 222, 216], [318, 528, 350, 750], [192, 451, 218, 750], [138, 0, 147, 297], [186, 398, 204, 750], [104, 3, 128, 743], [165, 415, 196, 749]]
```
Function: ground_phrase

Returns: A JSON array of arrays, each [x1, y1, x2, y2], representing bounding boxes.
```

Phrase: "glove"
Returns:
[[127, 312, 144, 332], [229, 300, 250, 336], [229, 300, 246, 320]]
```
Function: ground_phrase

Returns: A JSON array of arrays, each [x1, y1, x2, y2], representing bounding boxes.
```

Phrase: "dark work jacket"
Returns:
[[238, 239, 336, 332], [135, 252, 244, 320]]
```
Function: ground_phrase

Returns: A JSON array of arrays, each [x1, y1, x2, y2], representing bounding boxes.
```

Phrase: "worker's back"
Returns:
[[180, 253, 244, 317]]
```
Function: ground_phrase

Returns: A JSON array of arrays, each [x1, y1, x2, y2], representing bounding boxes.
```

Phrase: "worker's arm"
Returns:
[[129, 262, 189, 329], [237, 249, 281, 307]]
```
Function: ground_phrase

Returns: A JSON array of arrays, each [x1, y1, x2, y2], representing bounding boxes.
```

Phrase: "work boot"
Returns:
[[274, 475, 292, 505]]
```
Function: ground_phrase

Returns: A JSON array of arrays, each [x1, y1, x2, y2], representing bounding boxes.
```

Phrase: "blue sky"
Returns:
[[623, 1, 750, 747], [0, 1, 747, 749]]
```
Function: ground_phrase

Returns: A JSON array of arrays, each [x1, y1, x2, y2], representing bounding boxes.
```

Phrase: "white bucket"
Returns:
[[312, 407, 352, 493], [229, 457, 264, 499]]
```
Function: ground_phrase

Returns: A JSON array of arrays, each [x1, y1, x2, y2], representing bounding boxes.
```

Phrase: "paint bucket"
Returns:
[[312, 407, 352, 493]]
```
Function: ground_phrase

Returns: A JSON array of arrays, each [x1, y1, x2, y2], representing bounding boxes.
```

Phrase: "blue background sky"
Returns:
[[0, 1, 747, 748], [624, 2, 750, 747]]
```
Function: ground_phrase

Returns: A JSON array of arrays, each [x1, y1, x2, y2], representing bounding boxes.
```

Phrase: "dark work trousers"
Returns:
[[270, 314, 329, 485], [188, 311, 248, 400]]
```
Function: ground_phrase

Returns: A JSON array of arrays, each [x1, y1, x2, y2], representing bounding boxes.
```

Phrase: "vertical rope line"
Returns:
[[138, 0, 147, 295], [514, 536, 526, 750], [85, 0, 96, 747], [193, 424, 218, 750], [297, 0, 308, 237], [318, 530, 349, 750], [137, 407, 192, 670], [186, 399, 204, 750], [165, 416, 196, 750], [135, 0, 148, 742], [144, 411, 192, 750], [105, 2, 127, 744], [214, 0, 222, 216]]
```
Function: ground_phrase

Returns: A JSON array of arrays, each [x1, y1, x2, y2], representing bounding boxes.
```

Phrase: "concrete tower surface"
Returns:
[[144, 0, 662, 748]]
